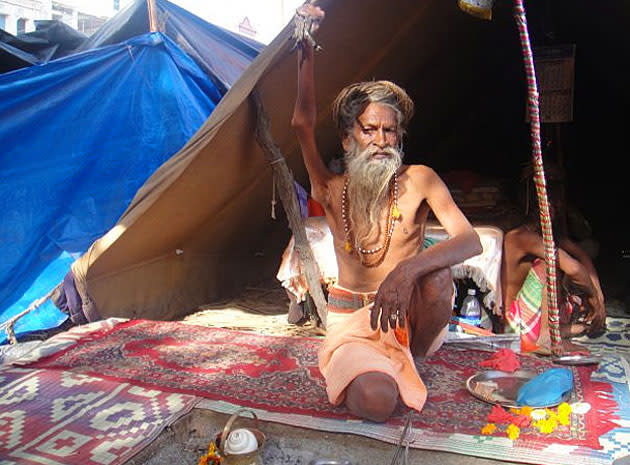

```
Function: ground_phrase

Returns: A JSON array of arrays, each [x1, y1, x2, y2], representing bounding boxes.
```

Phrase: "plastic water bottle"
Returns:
[[460, 288, 482, 326]]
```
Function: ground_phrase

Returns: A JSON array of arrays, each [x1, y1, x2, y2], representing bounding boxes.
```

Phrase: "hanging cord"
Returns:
[[390, 412, 413, 465], [513, 0, 562, 354], [0, 284, 60, 345], [269, 158, 285, 219]]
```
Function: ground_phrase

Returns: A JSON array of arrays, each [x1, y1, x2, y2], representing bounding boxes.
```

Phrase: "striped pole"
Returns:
[[513, 0, 562, 354]]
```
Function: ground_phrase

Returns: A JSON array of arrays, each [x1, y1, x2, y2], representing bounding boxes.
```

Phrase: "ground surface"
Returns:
[[123, 286, 523, 465], [127, 409, 523, 465], [3, 284, 628, 465]]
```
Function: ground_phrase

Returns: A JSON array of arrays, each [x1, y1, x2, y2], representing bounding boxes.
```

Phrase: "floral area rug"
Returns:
[[23, 319, 629, 465], [0, 365, 198, 465]]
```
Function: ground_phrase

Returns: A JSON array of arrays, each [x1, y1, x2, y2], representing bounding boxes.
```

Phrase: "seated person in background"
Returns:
[[291, 5, 481, 422], [502, 168, 605, 354]]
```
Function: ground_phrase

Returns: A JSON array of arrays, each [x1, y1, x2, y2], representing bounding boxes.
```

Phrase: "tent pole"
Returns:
[[251, 90, 328, 328], [514, 0, 562, 354], [148, 0, 158, 32]]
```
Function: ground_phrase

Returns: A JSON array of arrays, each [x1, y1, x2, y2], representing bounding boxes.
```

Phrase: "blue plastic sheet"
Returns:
[[0, 32, 223, 342], [78, 0, 264, 91]]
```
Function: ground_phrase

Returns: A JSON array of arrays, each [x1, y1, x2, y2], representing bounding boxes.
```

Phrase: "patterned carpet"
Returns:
[[0, 366, 198, 465], [21, 319, 630, 465], [577, 317, 630, 361]]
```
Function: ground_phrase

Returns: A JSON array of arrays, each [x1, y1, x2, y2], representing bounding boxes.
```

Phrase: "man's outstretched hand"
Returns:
[[585, 294, 606, 336], [293, 3, 325, 51], [371, 264, 414, 332]]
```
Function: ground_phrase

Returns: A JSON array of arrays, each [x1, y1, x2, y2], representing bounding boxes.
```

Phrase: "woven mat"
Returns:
[[21, 319, 630, 465], [578, 317, 630, 358], [0, 365, 198, 465]]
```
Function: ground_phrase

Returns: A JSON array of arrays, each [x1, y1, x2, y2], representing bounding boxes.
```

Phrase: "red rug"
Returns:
[[0, 365, 198, 465], [25, 319, 618, 449]]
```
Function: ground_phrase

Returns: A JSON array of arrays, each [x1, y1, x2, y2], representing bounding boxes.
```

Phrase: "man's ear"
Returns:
[[341, 132, 351, 152]]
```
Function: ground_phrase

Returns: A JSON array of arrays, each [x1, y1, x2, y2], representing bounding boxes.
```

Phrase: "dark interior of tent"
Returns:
[[256, 0, 630, 314]]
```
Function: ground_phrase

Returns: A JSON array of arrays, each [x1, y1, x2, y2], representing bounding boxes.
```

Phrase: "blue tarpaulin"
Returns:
[[78, 0, 264, 92], [0, 32, 225, 341]]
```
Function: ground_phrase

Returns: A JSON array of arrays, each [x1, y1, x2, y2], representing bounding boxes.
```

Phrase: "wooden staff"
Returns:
[[251, 90, 327, 328]]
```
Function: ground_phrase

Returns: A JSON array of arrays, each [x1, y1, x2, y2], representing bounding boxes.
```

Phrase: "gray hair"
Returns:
[[332, 80, 415, 136]]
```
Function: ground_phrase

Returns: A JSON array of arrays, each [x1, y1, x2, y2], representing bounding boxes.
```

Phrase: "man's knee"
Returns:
[[417, 267, 453, 305], [410, 268, 453, 359], [345, 372, 398, 422]]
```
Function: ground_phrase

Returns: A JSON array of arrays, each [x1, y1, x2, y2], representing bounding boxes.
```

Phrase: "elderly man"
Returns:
[[291, 6, 481, 422]]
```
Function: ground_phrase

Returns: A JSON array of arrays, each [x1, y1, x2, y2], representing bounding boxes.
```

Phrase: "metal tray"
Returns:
[[466, 370, 572, 408], [552, 354, 601, 366]]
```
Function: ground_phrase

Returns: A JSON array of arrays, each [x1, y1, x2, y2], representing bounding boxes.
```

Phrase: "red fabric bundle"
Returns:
[[479, 348, 521, 373], [487, 404, 514, 424]]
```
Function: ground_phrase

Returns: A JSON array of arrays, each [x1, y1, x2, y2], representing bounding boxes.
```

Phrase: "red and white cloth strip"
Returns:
[[513, 0, 562, 352]]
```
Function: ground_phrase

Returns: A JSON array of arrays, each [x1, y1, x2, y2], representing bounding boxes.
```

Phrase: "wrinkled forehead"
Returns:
[[356, 102, 402, 129]]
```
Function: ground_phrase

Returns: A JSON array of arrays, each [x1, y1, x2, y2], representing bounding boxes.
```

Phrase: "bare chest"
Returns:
[[323, 176, 429, 287]]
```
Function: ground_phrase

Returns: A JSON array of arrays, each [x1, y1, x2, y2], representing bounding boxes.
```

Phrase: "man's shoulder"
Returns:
[[505, 224, 543, 247], [402, 164, 438, 181]]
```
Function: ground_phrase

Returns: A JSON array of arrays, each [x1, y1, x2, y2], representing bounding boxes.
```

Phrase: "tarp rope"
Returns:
[[0, 284, 60, 345], [513, 0, 562, 353]]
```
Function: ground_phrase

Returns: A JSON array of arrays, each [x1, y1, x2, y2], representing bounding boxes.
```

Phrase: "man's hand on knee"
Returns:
[[371, 264, 414, 331]]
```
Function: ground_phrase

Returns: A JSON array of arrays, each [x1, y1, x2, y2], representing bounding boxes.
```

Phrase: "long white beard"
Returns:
[[345, 141, 403, 249]]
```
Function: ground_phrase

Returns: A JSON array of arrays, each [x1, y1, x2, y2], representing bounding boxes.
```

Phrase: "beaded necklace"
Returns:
[[341, 172, 401, 267]]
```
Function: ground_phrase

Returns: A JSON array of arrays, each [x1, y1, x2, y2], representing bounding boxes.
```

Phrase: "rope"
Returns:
[[0, 284, 60, 345], [513, 0, 562, 353]]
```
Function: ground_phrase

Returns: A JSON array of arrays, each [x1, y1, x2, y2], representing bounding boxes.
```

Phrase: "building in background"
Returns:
[[238, 16, 256, 38], [0, 0, 130, 36], [51, 1, 77, 28], [77, 11, 106, 35], [0, 0, 51, 35]]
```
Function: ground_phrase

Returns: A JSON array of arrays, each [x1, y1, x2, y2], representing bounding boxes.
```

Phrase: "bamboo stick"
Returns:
[[251, 90, 327, 327]]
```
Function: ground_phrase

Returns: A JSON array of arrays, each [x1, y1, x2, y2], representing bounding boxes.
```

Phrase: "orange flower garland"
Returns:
[[483, 402, 573, 440]]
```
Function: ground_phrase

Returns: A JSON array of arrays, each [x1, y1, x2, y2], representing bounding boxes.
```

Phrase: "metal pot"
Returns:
[[216, 409, 265, 465]]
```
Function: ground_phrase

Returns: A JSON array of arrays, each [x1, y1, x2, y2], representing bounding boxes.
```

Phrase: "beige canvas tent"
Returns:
[[65, 0, 602, 324]]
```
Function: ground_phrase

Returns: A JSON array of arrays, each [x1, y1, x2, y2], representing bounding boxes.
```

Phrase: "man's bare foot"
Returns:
[[560, 339, 590, 355], [530, 338, 590, 356]]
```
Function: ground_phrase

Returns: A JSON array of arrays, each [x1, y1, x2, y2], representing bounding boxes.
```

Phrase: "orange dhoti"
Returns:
[[318, 285, 447, 413]]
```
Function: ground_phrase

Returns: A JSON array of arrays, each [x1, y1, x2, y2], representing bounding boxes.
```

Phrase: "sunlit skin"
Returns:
[[342, 104, 400, 159]]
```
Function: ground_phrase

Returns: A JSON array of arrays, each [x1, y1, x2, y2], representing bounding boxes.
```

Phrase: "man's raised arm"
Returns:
[[291, 5, 332, 206]]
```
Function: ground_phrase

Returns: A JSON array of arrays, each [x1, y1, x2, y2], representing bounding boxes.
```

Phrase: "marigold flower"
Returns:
[[558, 413, 570, 426], [536, 418, 557, 434], [519, 406, 533, 417], [481, 423, 497, 435], [199, 442, 222, 465], [558, 402, 572, 417], [506, 424, 520, 440]]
